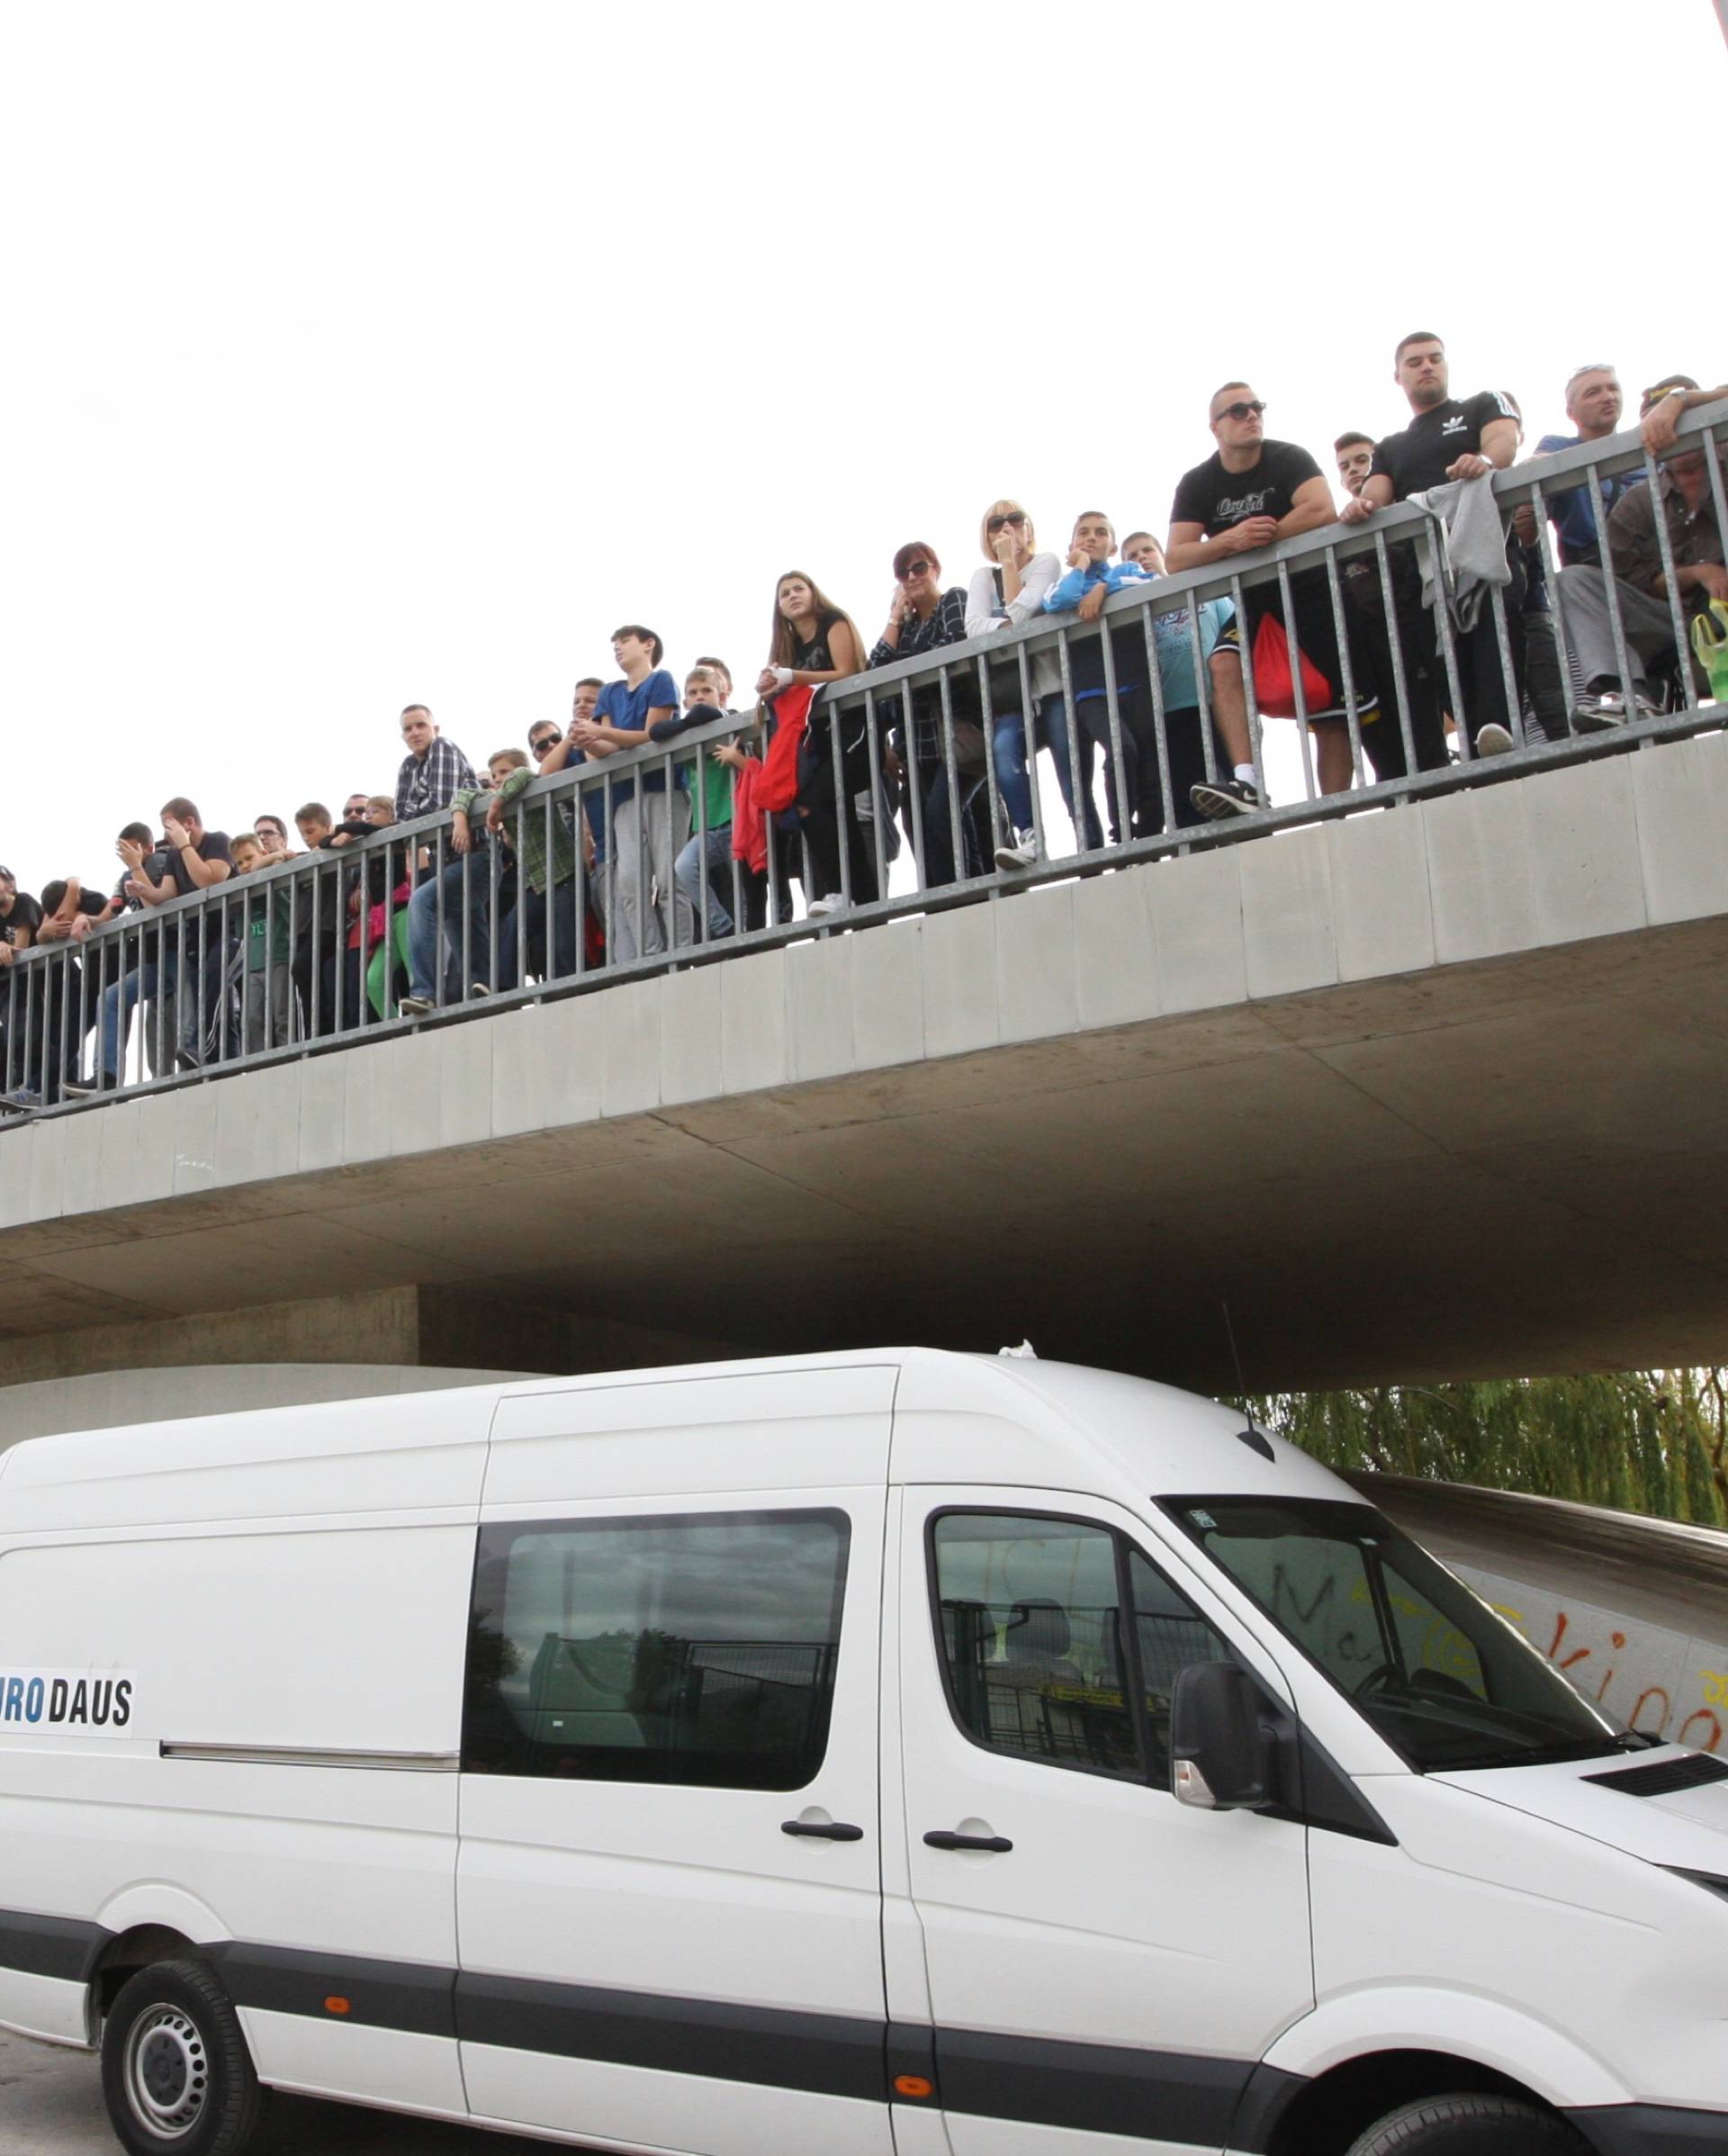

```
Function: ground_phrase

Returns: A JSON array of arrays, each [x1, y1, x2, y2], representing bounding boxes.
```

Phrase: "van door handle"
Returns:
[[781, 1819, 866, 1841], [922, 1829, 1013, 1853]]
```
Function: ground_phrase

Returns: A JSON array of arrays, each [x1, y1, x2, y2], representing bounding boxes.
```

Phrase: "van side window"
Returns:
[[463, 1509, 850, 1791], [931, 1513, 1238, 1789], [932, 1514, 1140, 1780]]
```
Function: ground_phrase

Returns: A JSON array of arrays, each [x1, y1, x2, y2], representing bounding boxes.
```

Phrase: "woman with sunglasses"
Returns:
[[868, 542, 986, 891], [755, 571, 872, 918], [963, 501, 1092, 871]]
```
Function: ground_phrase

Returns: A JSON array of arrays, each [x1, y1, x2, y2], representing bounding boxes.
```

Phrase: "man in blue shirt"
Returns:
[[569, 627, 691, 961], [1533, 365, 1641, 571]]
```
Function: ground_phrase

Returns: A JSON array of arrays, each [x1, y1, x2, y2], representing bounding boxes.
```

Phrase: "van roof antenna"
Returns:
[[998, 1340, 1039, 1359], [1221, 1301, 1247, 1398]]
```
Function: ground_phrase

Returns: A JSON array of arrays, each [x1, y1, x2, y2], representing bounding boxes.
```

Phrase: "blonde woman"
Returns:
[[964, 500, 1094, 869]]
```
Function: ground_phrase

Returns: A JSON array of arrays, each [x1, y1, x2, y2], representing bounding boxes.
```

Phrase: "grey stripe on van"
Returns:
[[0, 1909, 110, 1984], [0, 1908, 1296, 2149]]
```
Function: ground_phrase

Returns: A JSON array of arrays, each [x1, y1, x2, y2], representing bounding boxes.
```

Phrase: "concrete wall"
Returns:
[[0, 1362, 530, 1447]]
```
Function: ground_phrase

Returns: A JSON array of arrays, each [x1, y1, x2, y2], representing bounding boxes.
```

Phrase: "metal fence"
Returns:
[[4, 401, 1724, 1123]]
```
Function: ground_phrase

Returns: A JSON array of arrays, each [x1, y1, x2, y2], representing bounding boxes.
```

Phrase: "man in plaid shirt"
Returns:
[[393, 705, 478, 824]]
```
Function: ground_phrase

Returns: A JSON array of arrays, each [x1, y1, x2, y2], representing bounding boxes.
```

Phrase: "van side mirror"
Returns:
[[1170, 1661, 1273, 1811]]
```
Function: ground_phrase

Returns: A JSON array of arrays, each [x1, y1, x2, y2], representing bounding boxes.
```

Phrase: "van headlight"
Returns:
[[1666, 1868, 1728, 1904]]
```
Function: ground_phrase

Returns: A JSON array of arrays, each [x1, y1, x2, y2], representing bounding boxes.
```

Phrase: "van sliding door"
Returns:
[[456, 1370, 895, 2156]]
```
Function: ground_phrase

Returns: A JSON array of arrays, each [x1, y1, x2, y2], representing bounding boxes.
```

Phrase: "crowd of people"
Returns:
[[2, 339, 1723, 1115]]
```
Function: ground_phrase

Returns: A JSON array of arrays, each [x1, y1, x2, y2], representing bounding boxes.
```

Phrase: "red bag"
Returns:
[[1250, 611, 1332, 720], [756, 684, 814, 813]]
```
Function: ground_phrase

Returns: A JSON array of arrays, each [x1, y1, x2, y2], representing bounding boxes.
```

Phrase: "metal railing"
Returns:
[[3, 402, 1724, 1125]]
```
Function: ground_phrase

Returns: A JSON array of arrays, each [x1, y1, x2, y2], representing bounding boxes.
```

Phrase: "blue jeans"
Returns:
[[674, 825, 738, 940], [408, 853, 491, 1001], [497, 880, 581, 992], [98, 948, 181, 1083], [990, 699, 1105, 851]]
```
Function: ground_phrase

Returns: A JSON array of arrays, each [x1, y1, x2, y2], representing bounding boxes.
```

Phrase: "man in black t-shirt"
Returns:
[[0, 878, 111, 1108], [1168, 383, 1382, 811], [1343, 331, 1524, 762]]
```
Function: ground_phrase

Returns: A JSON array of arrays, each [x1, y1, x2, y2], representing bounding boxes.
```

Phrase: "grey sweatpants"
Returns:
[[608, 791, 695, 961], [1555, 566, 1684, 693]]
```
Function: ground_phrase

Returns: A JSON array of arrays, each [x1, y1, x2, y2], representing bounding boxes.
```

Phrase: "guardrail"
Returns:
[[4, 403, 1724, 1123]]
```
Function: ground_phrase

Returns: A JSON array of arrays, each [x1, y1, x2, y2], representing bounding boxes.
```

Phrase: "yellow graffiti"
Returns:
[[1703, 1669, 1728, 1709]]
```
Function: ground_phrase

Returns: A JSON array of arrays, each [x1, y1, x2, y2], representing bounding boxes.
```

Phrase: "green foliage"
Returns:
[[1242, 1371, 1728, 1529]]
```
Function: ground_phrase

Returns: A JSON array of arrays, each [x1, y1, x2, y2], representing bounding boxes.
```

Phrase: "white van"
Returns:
[[0, 1350, 1722, 2156]]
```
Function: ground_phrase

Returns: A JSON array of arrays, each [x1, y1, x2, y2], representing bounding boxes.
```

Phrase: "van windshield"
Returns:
[[1165, 1497, 1634, 1773]]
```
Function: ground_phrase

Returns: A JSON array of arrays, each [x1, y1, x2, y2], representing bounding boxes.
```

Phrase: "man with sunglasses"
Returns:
[[1169, 384, 1376, 809], [1342, 333, 1521, 762], [1556, 374, 1727, 729]]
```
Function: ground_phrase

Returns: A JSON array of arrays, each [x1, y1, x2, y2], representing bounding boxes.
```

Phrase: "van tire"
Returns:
[[101, 1958, 267, 2156], [1346, 2095, 1587, 2156]]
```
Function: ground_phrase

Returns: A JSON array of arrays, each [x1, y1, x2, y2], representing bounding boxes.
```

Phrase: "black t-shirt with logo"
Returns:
[[1, 893, 43, 947], [1170, 439, 1326, 535], [1370, 391, 1518, 501]]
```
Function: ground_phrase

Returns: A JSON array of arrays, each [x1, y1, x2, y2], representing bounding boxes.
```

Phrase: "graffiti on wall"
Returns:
[[1454, 1564, 1724, 1755]]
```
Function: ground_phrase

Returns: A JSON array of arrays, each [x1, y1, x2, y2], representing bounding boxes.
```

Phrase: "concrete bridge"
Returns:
[[3, 725, 1726, 1434]]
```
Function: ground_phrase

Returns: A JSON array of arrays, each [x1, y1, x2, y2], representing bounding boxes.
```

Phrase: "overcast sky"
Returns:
[[3, 0, 1722, 896]]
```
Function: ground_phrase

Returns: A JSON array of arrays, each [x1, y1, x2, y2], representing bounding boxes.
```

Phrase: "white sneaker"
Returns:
[[1474, 723, 1516, 758], [994, 829, 1039, 871], [398, 994, 435, 1017], [1571, 688, 1657, 734], [806, 895, 846, 920]]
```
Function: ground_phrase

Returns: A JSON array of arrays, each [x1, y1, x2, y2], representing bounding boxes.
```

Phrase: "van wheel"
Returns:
[[101, 1959, 267, 2156], [1346, 2095, 1587, 2155]]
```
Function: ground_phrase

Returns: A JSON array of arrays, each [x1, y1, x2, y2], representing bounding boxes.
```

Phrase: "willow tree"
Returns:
[[1242, 1371, 1728, 1529]]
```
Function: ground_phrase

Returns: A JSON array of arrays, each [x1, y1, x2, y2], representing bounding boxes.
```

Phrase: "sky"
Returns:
[[2, 0, 1724, 898]]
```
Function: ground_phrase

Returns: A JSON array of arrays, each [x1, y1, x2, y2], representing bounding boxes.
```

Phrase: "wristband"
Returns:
[[772, 666, 796, 690]]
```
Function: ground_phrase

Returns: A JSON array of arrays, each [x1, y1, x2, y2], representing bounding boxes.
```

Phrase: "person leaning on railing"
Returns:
[[1167, 383, 1364, 809], [1341, 331, 1520, 766], [754, 570, 870, 922], [64, 799, 233, 1096], [869, 542, 987, 892], [963, 501, 1073, 874], [0, 877, 108, 1111], [1557, 374, 1728, 729]]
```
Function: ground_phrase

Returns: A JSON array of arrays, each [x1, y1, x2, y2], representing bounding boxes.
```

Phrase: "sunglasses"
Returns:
[[898, 560, 933, 580], [987, 513, 1027, 533], [1215, 401, 1266, 421], [531, 735, 560, 753]]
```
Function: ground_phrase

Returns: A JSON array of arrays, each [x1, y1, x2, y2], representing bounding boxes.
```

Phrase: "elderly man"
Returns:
[[1558, 374, 1726, 730]]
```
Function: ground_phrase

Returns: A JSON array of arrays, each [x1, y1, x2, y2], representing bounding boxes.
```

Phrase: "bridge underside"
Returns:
[[4, 744, 1727, 1403]]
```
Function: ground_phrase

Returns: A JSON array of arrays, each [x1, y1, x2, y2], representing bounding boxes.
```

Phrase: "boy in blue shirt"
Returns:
[[569, 627, 692, 960], [1043, 514, 1256, 836]]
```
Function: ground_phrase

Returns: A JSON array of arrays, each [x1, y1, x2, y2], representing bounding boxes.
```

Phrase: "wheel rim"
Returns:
[[122, 2004, 210, 2141]]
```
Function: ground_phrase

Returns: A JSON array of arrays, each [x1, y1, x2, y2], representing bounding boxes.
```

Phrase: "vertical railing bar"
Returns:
[[1275, 558, 1319, 800], [1014, 643, 1046, 860], [1183, 600, 1219, 789], [974, 656, 1003, 880], [1487, 580, 1524, 747], [1373, 531, 1420, 777], [1583, 459, 1641, 717], [862, 687, 889, 903], [1095, 602, 1131, 847], [1639, 447, 1696, 702], [938, 665, 965, 887], [1228, 573, 1268, 805], [1324, 546, 1366, 787], [1421, 522, 1472, 762], [828, 701, 853, 913], [1055, 631, 1089, 853], [1141, 595, 1176, 838]]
